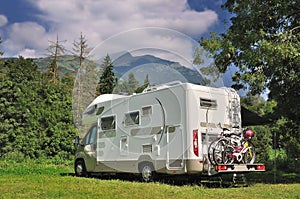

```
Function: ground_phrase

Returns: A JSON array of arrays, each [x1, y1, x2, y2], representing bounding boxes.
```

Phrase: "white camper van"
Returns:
[[74, 81, 265, 181]]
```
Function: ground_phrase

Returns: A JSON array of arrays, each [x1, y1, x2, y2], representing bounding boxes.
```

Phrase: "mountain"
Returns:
[[112, 52, 205, 85], [33, 55, 80, 76], [20, 52, 205, 85]]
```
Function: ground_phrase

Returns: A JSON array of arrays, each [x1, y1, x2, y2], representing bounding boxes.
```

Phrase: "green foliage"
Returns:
[[114, 72, 140, 95], [95, 54, 117, 96], [241, 94, 299, 173], [0, 37, 3, 57], [47, 35, 67, 83], [200, 0, 300, 124], [250, 125, 272, 163], [135, 83, 149, 94], [202, 0, 299, 173], [135, 74, 150, 93], [72, 60, 98, 137], [0, 57, 77, 159], [271, 117, 300, 160]]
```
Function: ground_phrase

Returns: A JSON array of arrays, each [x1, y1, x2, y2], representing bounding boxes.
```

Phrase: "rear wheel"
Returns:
[[75, 159, 87, 177], [139, 162, 156, 182]]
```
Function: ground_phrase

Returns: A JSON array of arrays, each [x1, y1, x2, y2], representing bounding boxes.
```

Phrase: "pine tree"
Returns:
[[128, 72, 139, 94], [144, 74, 149, 85], [72, 32, 91, 68], [47, 34, 66, 83], [0, 37, 3, 57], [72, 32, 92, 128], [95, 54, 117, 96], [0, 37, 3, 66]]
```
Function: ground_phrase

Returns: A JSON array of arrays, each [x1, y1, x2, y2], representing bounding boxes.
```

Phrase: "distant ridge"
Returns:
[[1, 52, 205, 85]]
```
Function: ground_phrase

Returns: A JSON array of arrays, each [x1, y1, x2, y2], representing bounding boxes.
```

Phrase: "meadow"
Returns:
[[0, 160, 299, 199]]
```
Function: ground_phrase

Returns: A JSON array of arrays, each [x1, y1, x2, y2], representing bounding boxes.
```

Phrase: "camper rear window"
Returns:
[[101, 116, 116, 130], [200, 98, 217, 109], [124, 111, 140, 126]]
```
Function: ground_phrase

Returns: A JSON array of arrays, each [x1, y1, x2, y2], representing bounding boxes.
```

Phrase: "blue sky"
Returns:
[[0, 0, 230, 58]]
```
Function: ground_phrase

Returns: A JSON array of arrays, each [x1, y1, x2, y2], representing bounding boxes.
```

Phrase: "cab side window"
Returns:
[[89, 126, 97, 144], [83, 125, 97, 145]]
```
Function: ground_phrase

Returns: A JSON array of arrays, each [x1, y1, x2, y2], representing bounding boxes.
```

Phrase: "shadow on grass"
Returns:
[[60, 171, 300, 188], [60, 172, 247, 188], [245, 171, 300, 184]]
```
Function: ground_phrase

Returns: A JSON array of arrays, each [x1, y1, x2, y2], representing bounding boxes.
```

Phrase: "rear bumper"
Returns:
[[215, 164, 266, 173]]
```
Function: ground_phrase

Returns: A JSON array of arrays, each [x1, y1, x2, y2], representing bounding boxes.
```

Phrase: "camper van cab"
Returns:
[[74, 81, 265, 181]]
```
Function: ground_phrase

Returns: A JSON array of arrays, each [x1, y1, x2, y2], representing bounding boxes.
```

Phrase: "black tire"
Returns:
[[75, 159, 87, 177], [243, 141, 255, 164], [139, 162, 156, 182]]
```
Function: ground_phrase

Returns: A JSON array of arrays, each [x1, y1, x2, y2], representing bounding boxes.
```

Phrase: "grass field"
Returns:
[[0, 161, 299, 199]]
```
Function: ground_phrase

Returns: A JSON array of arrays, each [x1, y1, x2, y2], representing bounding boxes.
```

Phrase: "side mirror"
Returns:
[[74, 136, 80, 147]]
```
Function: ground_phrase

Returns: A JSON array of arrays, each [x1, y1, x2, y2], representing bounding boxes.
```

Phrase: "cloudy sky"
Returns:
[[0, 0, 229, 58]]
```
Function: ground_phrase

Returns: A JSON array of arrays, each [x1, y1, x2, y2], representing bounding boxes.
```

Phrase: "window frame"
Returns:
[[124, 111, 140, 126], [100, 115, 116, 131]]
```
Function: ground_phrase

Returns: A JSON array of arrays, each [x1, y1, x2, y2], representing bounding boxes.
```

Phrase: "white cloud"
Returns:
[[0, 15, 8, 27], [31, 0, 218, 44], [3, 0, 219, 57], [19, 49, 38, 58], [2, 22, 48, 57]]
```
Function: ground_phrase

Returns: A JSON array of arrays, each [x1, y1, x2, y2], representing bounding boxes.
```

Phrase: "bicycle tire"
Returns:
[[208, 140, 218, 165], [222, 145, 235, 164], [213, 138, 231, 165]]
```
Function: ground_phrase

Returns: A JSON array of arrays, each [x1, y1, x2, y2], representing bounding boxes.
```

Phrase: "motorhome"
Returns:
[[74, 81, 265, 181]]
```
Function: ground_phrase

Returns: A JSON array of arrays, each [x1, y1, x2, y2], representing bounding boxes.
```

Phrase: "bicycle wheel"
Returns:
[[213, 138, 230, 165], [243, 141, 255, 164], [208, 140, 218, 165], [222, 145, 235, 164]]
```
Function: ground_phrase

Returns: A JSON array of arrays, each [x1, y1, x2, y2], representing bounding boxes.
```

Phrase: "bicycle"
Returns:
[[208, 128, 256, 165], [207, 126, 240, 165]]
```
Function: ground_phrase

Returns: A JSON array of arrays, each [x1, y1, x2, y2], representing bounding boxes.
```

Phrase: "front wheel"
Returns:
[[75, 159, 87, 177]]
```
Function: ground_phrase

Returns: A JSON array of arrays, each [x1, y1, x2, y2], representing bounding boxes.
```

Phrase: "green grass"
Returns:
[[0, 161, 299, 199]]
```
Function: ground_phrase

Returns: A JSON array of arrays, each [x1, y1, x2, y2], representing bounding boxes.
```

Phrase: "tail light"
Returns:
[[215, 165, 228, 171], [193, 129, 199, 156], [256, 164, 266, 171]]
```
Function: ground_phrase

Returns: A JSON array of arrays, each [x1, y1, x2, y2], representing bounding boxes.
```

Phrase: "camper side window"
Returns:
[[124, 111, 140, 126], [99, 116, 116, 138], [101, 116, 116, 130]]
